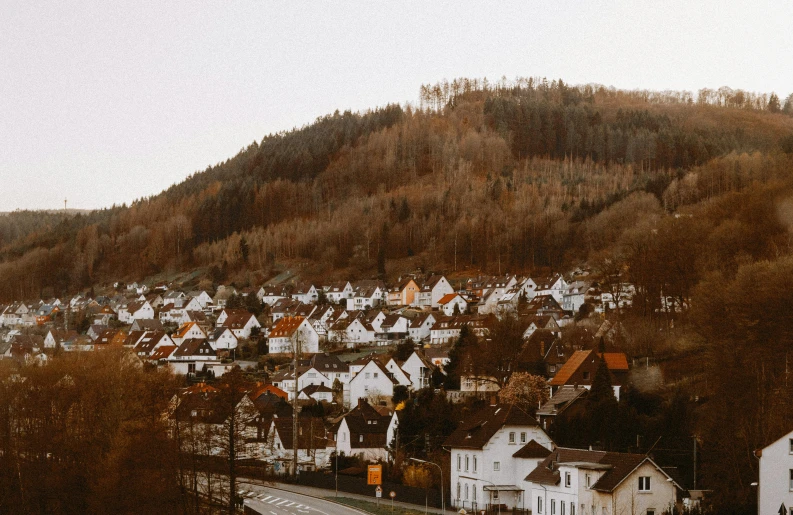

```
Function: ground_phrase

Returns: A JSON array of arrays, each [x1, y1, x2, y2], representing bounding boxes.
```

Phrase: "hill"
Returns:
[[1, 78, 792, 300]]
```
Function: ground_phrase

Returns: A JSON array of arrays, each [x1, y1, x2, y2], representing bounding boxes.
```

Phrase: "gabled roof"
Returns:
[[548, 350, 629, 386], [548, 350, 593, 386], [537, 385, 588, 416], [269, 316, 305, 338], [223, 312, 256, 330], [173, 338, 216, 358], [301, 384, 333, 395], [443, 404, 540, 450], [421, 275, 446, 291], [525, 447, 678, 493], [513, 439, 553, 459], [149, 345, 176, 360], [438, 293, 462, 305]]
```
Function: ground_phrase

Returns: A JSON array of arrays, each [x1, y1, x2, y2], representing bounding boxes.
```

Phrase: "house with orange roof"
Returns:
[[172, 322, 207, 346], [267, 316, 319, 355], [548, 349, 630, 400], [387, 277, 420, 306], [439, 293, 468, 316]]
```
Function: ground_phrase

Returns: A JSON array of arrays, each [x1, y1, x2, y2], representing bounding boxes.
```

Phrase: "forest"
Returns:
[[2, 77, 793, 514]]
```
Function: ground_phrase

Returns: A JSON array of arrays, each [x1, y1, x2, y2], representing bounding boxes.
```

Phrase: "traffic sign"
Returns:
[[376, 486, 383, 498], [389, 491, 396, 499], [368, 465, 383, 485]]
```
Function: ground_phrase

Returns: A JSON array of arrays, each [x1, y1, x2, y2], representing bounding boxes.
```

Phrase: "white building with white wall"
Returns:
[[444, 402, 554, 512], [757, 429, 793, 515], [525, 447, 681, 515]]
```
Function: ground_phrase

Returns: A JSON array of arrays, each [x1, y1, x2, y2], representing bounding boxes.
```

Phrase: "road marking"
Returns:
[[286, 502, 297, 506], [262, 495, 273, 501], [271, 511, 278, 515], [268, 498, 281, 504], [277, 500, 291, 505]]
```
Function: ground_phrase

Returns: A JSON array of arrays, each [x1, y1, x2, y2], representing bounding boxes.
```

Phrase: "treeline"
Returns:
[[1, 80, 793, 301]]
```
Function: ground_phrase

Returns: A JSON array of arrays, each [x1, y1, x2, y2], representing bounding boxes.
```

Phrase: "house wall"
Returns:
[[451, 425, 552, 511], [347, 362, 394, 407], [759, 432, 793, 515]]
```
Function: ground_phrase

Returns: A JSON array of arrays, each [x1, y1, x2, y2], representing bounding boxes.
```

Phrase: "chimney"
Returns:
[[358, 398, 366, 408]]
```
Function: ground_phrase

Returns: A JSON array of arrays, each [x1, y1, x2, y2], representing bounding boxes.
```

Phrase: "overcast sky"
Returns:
[[1, 0, 791, 211]]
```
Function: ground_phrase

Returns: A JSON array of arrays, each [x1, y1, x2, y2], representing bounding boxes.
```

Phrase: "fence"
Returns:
[[298, 470, 445, 508]]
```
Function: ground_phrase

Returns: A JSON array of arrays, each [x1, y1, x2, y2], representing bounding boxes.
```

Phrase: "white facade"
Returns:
[[451, 426, 553, 511], [415, 276, 455, 309], [529, 459, 678, 515], [268, 319, 320, 355], [758, 430, 793, 515], [347, 360, 396, 407], [441, 294, 469, 316], [401, 352, 434, 391], [409, 314, 436, 341]]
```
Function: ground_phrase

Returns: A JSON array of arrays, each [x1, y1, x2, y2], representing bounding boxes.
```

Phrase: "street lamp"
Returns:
[[410, 457, 444, 514], [460, 475, 499, 515]]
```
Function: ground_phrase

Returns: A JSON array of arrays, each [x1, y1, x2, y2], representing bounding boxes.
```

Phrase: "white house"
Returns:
[[188, 291, 214, 309], [444, 403, 554, 511], [172, 322, 207, 347], [525, 447, 682, 515], [297, 367, 331, 391], [118, 300, 154, 324], [267, 316, 320, 355], [757, 429, 793, 515], [329, 317, 376, 348], [533, 275, 568, 305], [298, 384, 333, 403], [222, 312, 262, 339], [347, 359, 398, 407], [408, 313, 436, 342], [439, 293, 468, 316], [400, 351, 436, 391], [383, 358, 413, 389], [347, 281, 386, 311], [209, 327, 239, 351], [291, 283, 319, 304], [562, 281, 590, 313], [324, 281, 354, 304], [333, 399, 398, 462], [257, 286, 288, 306], [414, 275, 455, 309]]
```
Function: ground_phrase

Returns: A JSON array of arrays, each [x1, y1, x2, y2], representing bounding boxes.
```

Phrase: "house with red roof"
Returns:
[[439, 293, 468, 316], [548, 350, 630, 400], [267, 316, 319, 355]]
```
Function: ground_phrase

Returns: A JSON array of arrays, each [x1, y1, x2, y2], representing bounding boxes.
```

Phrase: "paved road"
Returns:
[[236, 481, 369, 515]]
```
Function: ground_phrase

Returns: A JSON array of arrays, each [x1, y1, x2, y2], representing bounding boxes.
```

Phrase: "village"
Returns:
[[0, 269, 718, 514]]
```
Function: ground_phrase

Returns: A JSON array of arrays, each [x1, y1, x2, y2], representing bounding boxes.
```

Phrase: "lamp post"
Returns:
[[410, 457, 444, 514], [460, 476, 498, 515]]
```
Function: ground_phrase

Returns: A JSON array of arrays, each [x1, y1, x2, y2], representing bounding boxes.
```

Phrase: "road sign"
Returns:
[[389, 491, 396, 499], [376, 486, 383, 498], [368, 465, 383, 485]]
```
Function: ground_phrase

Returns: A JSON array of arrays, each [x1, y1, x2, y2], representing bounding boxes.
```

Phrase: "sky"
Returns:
[[1, 0, 792, 211]]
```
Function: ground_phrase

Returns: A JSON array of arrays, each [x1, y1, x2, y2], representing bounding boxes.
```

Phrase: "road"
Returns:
[[236, 482, 369, 515]]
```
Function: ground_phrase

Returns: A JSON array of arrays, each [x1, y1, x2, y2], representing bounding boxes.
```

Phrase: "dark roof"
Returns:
[[274, 417, 329, 450], [537, 386, 588, 416], [513, 439, 553, 459], [524, 447, 658, 492], [173, 338, 216, 358], [301, 384, 333, 395], [443, 404, 540, 450]]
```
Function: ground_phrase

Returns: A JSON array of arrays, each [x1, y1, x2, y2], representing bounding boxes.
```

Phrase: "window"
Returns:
[[790, 439, 793, 453], [565, 472, 571, 487], [521, 432, 527, 443], [464, 484, 468, 500], [585, 474, 591, 488], [473, 486, 476, 501], [457, 454, 461, 471], [473, 456, 477, 472], [537, 497, 543, 514], [561, 502, 566, 515], [465, 455, 469, 472], [638, 476, 651, 492], [493, 462, 500, 471], [551, 499, 556, 514], [457, 483, 460, 500], [647, 511, 655, 515], [493, 490, 499, 500], [790, 469, 793, 491], [308, 372, 316, 378], [374, 373, 379, 378], [571, 503, 575, 515], [509, 432, 516, 443], [582, 371, 590, 380]]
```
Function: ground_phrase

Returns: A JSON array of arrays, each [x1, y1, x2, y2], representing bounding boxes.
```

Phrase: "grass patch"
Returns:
[[327, 497, 430, 515]]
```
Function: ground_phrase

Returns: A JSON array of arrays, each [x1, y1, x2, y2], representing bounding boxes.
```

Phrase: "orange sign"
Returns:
[[367, 465, 383, 485]]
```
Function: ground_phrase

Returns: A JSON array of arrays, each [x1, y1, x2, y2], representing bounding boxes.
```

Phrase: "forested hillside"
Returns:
[[2, 78, 792, 302]]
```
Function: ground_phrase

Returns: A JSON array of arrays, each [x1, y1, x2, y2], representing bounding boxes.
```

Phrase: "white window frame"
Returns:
[[509, 432, 516, 444], [493, 461, 500, 471], [565, 471, 571, 487], [638, 476, 651, 492]]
